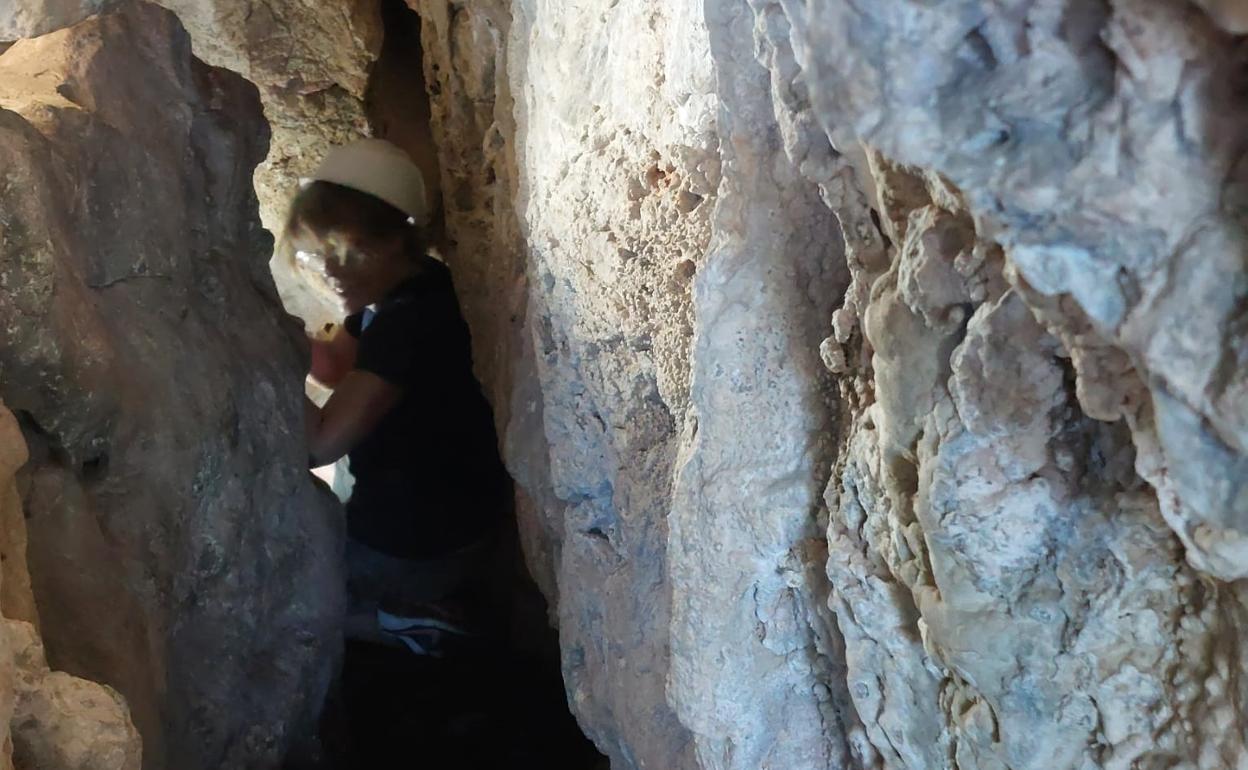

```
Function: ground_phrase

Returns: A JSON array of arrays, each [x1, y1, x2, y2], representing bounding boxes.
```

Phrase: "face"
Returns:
[[290, 226, 404, 315]]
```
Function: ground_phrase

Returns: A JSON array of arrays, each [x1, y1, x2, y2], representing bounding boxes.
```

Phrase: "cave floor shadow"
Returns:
[[292, 581, 609, 768], [329, 636, 606, 768], [311, 632, 608, 769]]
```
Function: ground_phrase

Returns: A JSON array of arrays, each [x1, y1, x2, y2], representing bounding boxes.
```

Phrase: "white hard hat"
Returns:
[[304, 139, 430, 226]]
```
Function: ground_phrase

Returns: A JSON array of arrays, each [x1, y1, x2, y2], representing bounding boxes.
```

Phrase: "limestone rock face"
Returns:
[[0, 0, 108, 42], [0, 5, 344, 769], [505, 2, 717, 764], [0, 407, 36, 627], [8, 620, 141, 770], [0, 409, 24, 770], [788, 0, 1248, 583], [1, 0, 385, 333], [819, 156, 1244, 769], [420, 0, 1248, 768]]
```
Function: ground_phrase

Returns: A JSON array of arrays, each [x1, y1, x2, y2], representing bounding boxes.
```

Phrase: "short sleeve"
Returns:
[[354, 302, 425, 388], [343, 312, 364, 339]]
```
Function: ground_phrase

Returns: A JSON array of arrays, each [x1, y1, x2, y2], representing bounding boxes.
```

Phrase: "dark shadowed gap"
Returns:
[[365, 0, 443, 235]]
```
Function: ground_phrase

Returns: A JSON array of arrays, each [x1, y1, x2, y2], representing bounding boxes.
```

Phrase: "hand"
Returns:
[[309, 324, 358, 388]]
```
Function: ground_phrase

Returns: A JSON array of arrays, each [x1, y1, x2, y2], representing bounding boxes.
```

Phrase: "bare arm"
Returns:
[[309, 325, 359, 389], [305, 370, 403, 467]]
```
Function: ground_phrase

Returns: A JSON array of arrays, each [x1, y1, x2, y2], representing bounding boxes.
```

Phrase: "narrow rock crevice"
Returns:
[[0, 1, 1244, 769]]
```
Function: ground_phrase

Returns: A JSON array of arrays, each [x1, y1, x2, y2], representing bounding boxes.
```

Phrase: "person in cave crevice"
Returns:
[[290, 138, 508, 657]]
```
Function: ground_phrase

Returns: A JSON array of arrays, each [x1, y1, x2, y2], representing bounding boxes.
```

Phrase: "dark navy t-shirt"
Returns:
[[343, 255, 506, 559]]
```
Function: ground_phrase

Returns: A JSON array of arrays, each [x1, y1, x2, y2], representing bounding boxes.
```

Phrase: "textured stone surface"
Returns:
[[2, 0, 380, 237], [3, 0, 1246, 767], [421, 0, 1248, 768], [498, 1, 717, 763], [751, 0, 1247, 766], [0, 6, 343, 769], [790, 0, 1248, 582], [0, 407, 23, 770], [818, 155, 1245, 769], [409, 0, 551, 596], [420, 1, 855, 765], [0, 0, 108, 42], [0, 405, 140, 770], [664, 1, 853, 766], [0, 407, 37, 628], [8, 620, 141, 770]]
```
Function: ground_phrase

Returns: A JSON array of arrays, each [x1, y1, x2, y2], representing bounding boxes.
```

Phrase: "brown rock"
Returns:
[[0, 5, 344, 769], [0, 408, 38, 628]]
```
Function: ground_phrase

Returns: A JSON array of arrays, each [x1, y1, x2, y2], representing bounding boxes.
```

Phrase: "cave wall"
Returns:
[[0, 0, 381, 233], [508, 1, 714, 763], [0, 5, 344, 768], [0, 0, 1244, 768], [417, 0, 870, 765], [417, 0, 1248, 768], [0, 403, 142, 770], [793, 0, 1248, 585], [759, 1, 1248, 764]]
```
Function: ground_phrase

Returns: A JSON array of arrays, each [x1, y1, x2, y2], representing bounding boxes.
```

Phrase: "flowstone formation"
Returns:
[[0, 5, 343, 769]]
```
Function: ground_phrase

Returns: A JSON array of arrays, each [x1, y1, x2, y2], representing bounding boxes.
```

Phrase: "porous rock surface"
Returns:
[[417, 0, 1248, 768], [0, 5, 343, 769], [795, 0, 1248, 584], [8, 619, 141, 770]]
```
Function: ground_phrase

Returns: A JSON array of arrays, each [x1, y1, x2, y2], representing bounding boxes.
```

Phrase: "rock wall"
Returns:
[[418, 0, 1248, 768], [8, 617, 141, 770], [0, 5, 343, 769], [1, 0, 1245, 768], [762, 1, 1248, 766], [0, 0, 381, 234], [2, 405, 142, 770], [418, 0, 854, 764], [795, 0, 1248, 585], [508, 1, 715, 764], [0, 0, 111, 42]]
